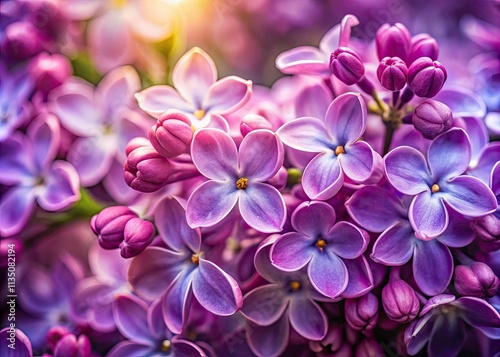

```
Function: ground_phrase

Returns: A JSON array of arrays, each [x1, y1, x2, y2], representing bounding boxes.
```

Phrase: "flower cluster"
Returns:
[[1, 4, 499, 357]]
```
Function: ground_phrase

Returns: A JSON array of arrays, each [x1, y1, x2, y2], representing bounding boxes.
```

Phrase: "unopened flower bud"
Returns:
[[454, 262, 500, 298], [355, 338, 385, 357], [240, 114, 273, 137], [408, 34, 439, 64], [377, 57, 408, 91], [376, 23, 412, 63], [330, 47, 365, 85], [1, 21, 43, 62], [412, 100, 453, 139], [125, 137, 151, 156], [30, 53, 71, 96], [124, 145, 172, 192], [472, 215, 500, 243], [120, 218, 155, 258], [345, 292, 379, 331], [53, 334, 91, 357], [408, 57, 447, 98], [90, 206, 137, 249], [381, 280, 420, 323], [149, 110, 193, 158], [47, 326, 71, 352]]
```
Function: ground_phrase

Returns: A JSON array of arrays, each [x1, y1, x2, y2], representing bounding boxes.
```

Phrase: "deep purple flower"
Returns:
[[376, 23, 412, 63], [329, 47, 365, 85], [277, 92, 383, 200], [135, 47, 252, 128], [407, 57, 447, 98], [412, 100, 453, 139], [344, 292, 379, 331], [0, 114, 80, 236], [405, 295, 500, 356], [346, 185, 475, 295], [408, 33, 439, 64], [454, 262, 499, 298], [48, 331, 91, 357], [128, 197, 242, 334], [108, 295, 204, 356], [382, 279, 420, 323], [377, 57, 408, 91], [0, 327, 33, 357], [271, 201, 370, 299], [384, 128, 497, 239], [186, 128, 286, 233]]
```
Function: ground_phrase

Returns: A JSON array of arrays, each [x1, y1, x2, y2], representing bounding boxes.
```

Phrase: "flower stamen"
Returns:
[[194, 109, 205, 120], [290, 281, 301, 291], [236, 177, 248, 190], [334, 145, 346, 156], [431, 184, 440, 193], [161, 340, 171, 352], [191, 253, 200, 264], [316, 239, 327, 251]]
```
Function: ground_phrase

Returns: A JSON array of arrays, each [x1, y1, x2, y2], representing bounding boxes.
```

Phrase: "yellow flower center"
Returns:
[[431, 184, 440, 193], [316, 239, 327, 251], [191, 253, 201, 264], [334, 145, 346, 156], [161, 340, 171, 352], [194, 109, 205, 120], [236, 178, 248, 190], [111, 0, 127, 9], [290, 281, 301, 291]]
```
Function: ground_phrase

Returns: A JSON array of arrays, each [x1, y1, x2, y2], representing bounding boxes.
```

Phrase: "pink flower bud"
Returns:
[[472, 214, 500, 243], [240, 114, 273, 137], [30, 52, 71, 96], [412, 100, 453, 139], [1, 21, 43, 62], [408, 33, 439, 64], [90, 206, 137, 249], [381, 280, 420, 323], [124, 145, 172, 192], [149, 110, 193, 158], [376, 23, 412, 63], [408, 57, 447, 98], [454, 262, 500, 298], [125, 137, 151, 156], [345, 292, 379, 331], [53, 334, 91, 357], [330, 47, 365, 85], [377, 57, 408, 91], [120, 218, 155, 258], [47, 326, 71, 352]]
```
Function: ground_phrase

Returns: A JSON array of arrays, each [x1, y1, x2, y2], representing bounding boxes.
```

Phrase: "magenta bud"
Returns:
[[30, 53, 71, 96], [330, 47, 365, 85], [472, 215, 500, 243], [240, 114, 273, 137], [124, 146, 172, 192], [1, 21, 43, 62], [407, 57, 447, 98], [381, 280, 420, 323], [54, 334, 91, 357], [344, 292, 379, 331], [412, 100, 453, 139], [47, 326, 71, 352], [408, 33, 439, 64], [90, 206, 138, 249], [454, 262, 500, 298], [125, 137, 150, 156], [376, 57, 408, 91], [375, 23, 412, 63], [355, 338, 385, 357], [119, 218, 155, 258], [149, 110, 193, 158]]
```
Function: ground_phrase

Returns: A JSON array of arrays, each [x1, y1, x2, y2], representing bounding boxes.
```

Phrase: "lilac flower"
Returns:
[[405, 295, 500, 356], [241, 235, 330, 357], [277, 92, 383, 200], [0, 114, 80, 236], [346, 185, 476, 295], [49, 65, 150, 200], [128, 196, 242, 334], [186, 128, 286, 233], [135, 47, 252, 128], [108, 295, 204, 357], [270, 201, 370, 299], [0, 327, 32, 357], [384, 128, 497, 239]]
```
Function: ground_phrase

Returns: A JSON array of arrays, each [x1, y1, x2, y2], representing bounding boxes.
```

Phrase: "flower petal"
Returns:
[[0, 186, 35, 237], [113, 295, 151, 344], [271, 232, 313, 272], [325, 93, 367, 145], [291, 201, 336, 238], [240, 284, 288, 326], [340, 141, 382, 183], [0, 328, 33, 357], [238, 130, 284, 181], [302, 152, 343, 200], [405, 314, 435, 356], [455, 297, 500, 338], [433, 87, 486, 118], [238, 182, 286, 233], [288, 298, 328, 340], [155, 196, 201, 253], [468, 142, 500, 184], [186, 181, 238, 228], [371, 222, 415, 266], [341, 256, 374, 298], [436, 211, 475, 248], [27, 114, 59, 172], [255, 236, 291, 284], [293, 80, 333, 119], [191, 128, 238, 181], [134, 85, 192, 118], [127, 247, 185, 300], [409, 191, 448, 239], [192, 259, 242, 315], [204, 76, 252, 115], [319, 24, 341, 53], [173, 47, 217, 108], [428, 128, 471, 180], [326, 221, 367, 259], [413, 240, 453, 296], [346, 186, 406, 233], [385, 146, 430, 195], [428, 315, 466, 357], [246, 314, 289, 357], [443, 175, 497, 217], [308, 251, 348, 298], [162, 268, 195, 334], [276, 117, 331, 153], [37, 161, 80, 211], [0, 134, 35, 185], [275, 46, 329, 76]]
